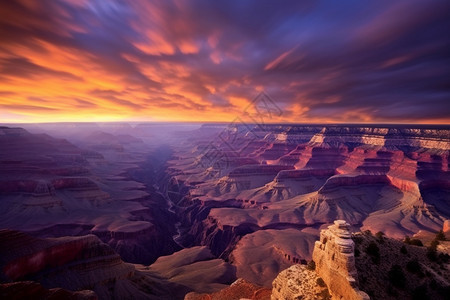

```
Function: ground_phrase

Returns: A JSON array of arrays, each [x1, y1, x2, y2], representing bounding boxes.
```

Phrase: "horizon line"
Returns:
[[1, 121, 449, 127]]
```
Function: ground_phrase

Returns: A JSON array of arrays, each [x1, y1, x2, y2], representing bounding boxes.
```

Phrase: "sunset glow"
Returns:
[[0, 0, 449, 123]]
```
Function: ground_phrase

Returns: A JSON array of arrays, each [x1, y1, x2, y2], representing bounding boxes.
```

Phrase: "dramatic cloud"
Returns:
[[0, 0, 448, 123]]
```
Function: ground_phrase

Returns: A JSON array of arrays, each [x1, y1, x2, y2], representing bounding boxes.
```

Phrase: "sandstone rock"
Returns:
[[271, 264, 329, 300], [312, 220, 369, 300], [185, 278, 271, 300], [270, 220, 371, 300]]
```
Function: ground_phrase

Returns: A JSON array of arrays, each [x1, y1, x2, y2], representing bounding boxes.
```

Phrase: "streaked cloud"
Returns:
[[0, 0, 448, 123]]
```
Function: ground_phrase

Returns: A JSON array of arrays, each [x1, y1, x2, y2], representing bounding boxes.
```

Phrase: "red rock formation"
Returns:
[[312, 220, 369, 300], [228, 165, 294, 177], [319, 174, 391, 193], [276, 168, 336, 180], [258, 142, 297, 161], [0, 229, 186, 299], [185, 278, 271, 300], [0, 230, 128, 282]]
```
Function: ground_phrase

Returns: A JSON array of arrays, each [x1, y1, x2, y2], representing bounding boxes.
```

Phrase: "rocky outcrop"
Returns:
[[270, 220, 369, 300], [185, 278, 271, 300], [271, 264, 329, 300], [312, 220, 369, 300]]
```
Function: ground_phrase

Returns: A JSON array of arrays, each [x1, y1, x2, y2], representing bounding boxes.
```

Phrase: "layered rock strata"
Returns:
[[312, 220, 369, 300], [168, 123, 449, 287], [0, 229, 185, 299], [271, 264, 329, 300]]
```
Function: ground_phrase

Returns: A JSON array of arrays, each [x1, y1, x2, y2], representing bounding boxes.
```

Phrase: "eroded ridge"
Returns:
[[313, 220, 370, 300]]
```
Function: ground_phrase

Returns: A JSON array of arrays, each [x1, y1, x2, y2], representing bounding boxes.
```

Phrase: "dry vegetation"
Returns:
[[353, 231, 450, 300]]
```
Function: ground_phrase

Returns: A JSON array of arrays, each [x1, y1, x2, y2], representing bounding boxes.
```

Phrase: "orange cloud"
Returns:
[[134, 31, 176, 56], [178, 39, 200, 54], [0, 0, 448, 125]]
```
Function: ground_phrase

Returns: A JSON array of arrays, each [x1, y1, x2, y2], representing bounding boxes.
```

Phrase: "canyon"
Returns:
[[0, 123, 449, 299]]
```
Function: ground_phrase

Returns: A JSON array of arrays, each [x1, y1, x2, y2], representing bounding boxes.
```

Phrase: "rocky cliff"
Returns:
[[270, 219, 450, 300], [269, 220, 369, 300], [0, 229, 233, 299], [0, 126, 181, 265], [271, 264, 330, 300], [312, 220, 369, 300], [187, 219, 368, 299]]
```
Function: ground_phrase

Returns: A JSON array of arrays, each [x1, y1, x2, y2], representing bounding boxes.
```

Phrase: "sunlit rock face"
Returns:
[[185, 278, 271, 300], [269, 220, 368, 300], [271, 264, 328, 300], [313, 220, 369, 300]]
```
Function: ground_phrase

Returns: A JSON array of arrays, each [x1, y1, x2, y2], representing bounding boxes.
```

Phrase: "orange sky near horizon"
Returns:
[[0, 0, 449, 125]]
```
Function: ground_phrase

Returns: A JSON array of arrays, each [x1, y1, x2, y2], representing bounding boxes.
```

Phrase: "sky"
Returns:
[[0, 0, 449, 124]]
